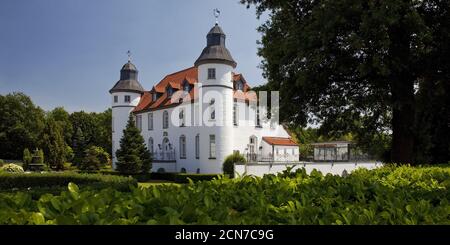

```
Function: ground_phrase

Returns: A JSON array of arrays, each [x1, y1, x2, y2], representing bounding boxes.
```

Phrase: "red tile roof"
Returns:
[[133, 67, 254, 113], [263, 137, 299, 146]]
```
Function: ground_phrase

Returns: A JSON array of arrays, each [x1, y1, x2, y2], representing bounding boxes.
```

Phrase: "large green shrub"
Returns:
[[0, 164, 24, 173], [79, 146, 111, 171], [223, 152, 246, 178]]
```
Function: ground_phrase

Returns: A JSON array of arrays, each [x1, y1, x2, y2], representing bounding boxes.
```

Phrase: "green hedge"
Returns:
[[0, 165, 449, 224], [173, 173, 222, 183], [0, 172, 137, 193]]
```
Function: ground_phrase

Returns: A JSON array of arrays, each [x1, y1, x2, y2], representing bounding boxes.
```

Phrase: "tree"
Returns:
[[0, 93, 45, 159], [241, 0, 449, 164], [223, 152, 246, 178], [72, 127, 87, 166], [41, 118, 67, 170], [48, 107, 73, 146], [79, 146, 111, 171], [22, 148, 32, 170], [115, 115, 152, 174]]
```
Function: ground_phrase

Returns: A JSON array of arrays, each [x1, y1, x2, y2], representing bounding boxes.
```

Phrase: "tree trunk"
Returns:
[[389, 24, 415, 164]]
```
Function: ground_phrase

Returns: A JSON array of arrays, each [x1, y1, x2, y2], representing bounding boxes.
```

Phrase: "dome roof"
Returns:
[[194, 24, 237, 68], [109, 61, 144, 94], [121, 61, 137, 71]]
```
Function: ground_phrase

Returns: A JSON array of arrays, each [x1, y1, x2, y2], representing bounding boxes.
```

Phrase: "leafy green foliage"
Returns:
[[240, 0, 449, 164], [23, 148, 32, 170], [41, 118, 67, 170], [0, 164, 24, 173], [79, 146, 111, 171], [0, 165, 448, 224], [223, 152, 246, 178], [0, 172, 136, 192], [115, 115, 152, 174], [0, 93, 46, 160]]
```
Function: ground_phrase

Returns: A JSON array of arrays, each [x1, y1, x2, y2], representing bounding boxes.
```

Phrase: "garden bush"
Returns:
[[173, 173, 222, 183], [223, 152, 246, 178], [0, 164, 24, 173], [0, 165, 449, 224], [0, 172, 136, 193], [79, 146, 111, 171]]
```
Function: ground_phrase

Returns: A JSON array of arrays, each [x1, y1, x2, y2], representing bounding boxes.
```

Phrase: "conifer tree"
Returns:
[[42, 118, 67, 170], [115, 115, 152, 174]]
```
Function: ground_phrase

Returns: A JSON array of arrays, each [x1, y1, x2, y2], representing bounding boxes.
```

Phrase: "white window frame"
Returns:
[[163, 111, 169, 129], [124, 95, 131, 103], [195, 134, 200, 159], [209, 135, 216, 159], [114, 95, 118, 103], [207, 68, 216, 80], [148, 137, 154, 154], [148, 113, 153, 130], [180, 135, 186, 159]]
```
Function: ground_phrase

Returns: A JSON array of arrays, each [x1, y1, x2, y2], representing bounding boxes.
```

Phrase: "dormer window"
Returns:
[[208, 68, 216, 80], [152, 93, 157, 101], [167, 87, 174, 97], [236, 81, 244, 91], [183, 82, 190, 93]]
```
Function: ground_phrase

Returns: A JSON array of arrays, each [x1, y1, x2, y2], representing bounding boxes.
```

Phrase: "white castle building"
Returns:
[[110, 22, 299, 174]]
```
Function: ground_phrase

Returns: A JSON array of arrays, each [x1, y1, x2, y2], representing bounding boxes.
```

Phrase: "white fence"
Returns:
[[234, 161, 382, 177]]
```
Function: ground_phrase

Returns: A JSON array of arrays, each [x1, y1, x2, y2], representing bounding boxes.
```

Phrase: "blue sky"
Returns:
[[0, 0, 267, 112]]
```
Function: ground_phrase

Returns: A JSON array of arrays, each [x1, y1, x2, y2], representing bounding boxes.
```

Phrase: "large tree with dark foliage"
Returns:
[[242, 0, 449, 164], [0, 93, 46, 159], [115, 115, 152, 174]]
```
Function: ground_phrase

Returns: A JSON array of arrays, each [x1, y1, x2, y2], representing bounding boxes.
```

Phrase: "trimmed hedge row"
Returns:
[[78, 170, 222, 183], [0, 172, 137, 192]]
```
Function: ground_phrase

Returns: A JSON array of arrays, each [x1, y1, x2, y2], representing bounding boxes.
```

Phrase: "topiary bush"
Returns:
[[0, 164, 24, 173], [223, 152, 246, 178]]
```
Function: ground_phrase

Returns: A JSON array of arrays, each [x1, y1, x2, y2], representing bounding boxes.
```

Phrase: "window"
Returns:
[[183, 83, 190, 92], [167, 87, 174, 97], [148, 137, 154, 154], [207, 68, 216, 79], [180, 135, 186, 159], [152, 93, 157, 101], [112, 117, 114, 133], [148, 113, 153, 130], [136, 115, 142, 131], [114, 95, 118, 103], [124, 95, 131, 103], [180, 168, 187, 173], [163, 111, 169, 129], [179, 109, 185, 127], [210, 99, 215, 120], [209, 135, 216, 159], [236, 81, 244, 91], [195, 134, 200, 159], [233, 102, 238, 126]]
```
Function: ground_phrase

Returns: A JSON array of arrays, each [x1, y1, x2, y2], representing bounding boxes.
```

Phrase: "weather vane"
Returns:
[[127, 50, 132, 62], [213, 8, 221, 24]]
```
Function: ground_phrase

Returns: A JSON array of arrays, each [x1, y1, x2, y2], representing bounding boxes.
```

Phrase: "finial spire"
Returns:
[[127, 50, 132, 62], [213, 8, 220, 25]]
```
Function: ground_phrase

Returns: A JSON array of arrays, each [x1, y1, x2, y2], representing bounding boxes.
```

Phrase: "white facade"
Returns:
[[110, 23, 299, 174], [111, 92, 141, 169]]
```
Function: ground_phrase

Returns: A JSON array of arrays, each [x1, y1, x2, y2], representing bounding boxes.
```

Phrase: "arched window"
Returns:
[[210, 99, 215, 120], [148, 137, 154, 154], [163, 110, 169, 129], [180, 135, 186, 159], [195, 134, 200, 159], [180, 168, 187, 173]]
